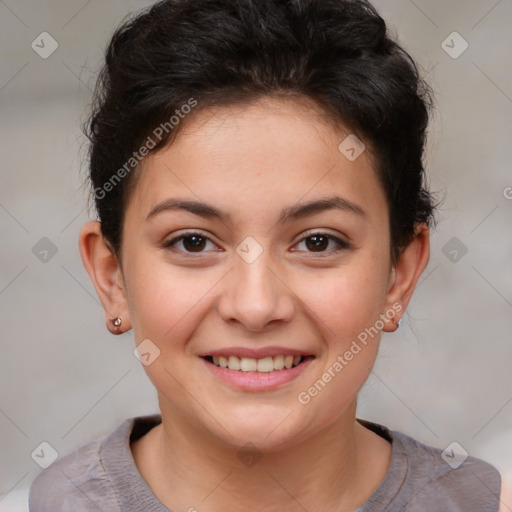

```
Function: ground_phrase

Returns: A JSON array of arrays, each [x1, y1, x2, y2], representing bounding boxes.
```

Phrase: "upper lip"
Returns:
[[199, 346, 314, 359]]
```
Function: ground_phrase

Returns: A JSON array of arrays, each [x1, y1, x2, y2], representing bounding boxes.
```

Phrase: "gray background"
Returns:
[[1, 0, 511, 510]]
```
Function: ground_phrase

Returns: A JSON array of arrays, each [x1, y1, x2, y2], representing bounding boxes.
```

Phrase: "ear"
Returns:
[[382, 223, 430, 332], [78, 221, 132, 335]]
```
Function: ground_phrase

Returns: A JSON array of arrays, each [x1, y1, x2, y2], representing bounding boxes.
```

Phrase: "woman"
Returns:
[[29, 0, 501, 510]]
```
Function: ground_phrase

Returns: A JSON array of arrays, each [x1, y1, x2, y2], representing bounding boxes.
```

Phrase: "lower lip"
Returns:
[[201, 357, 314, 391]]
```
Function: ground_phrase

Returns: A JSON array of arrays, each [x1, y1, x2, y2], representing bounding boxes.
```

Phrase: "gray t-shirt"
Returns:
[[28, 414, 501, 511]]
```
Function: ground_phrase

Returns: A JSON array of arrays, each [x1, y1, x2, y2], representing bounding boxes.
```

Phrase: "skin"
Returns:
[[80, 96, 430, 511]]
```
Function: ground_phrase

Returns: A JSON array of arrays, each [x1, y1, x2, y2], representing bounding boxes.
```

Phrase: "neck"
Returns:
[[132, 398, 391, 512]]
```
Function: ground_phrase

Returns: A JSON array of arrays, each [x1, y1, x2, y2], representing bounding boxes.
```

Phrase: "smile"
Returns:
[[203, 354, 311, 372], [200, 351, 315, 391]]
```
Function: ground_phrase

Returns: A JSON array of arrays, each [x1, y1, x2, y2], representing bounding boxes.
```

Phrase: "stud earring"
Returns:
[[113, 317, 122, 327], [396, 318, 402, 329]]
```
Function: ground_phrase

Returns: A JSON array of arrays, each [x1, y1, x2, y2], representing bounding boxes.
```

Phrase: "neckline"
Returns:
[[101, 415, 409, 512]]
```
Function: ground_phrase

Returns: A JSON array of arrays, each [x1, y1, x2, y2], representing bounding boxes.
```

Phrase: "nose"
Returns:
[[217, 249, 295, 332]]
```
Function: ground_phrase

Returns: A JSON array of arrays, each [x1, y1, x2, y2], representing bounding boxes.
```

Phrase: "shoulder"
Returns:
[[28, 417, 136, 512], [358, 420, 502, 512], [390, 427, 501, 511]]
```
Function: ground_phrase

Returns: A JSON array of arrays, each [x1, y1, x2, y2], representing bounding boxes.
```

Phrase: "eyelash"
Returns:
[[163, 230, 350, 256], [294, 232, 350, 254]]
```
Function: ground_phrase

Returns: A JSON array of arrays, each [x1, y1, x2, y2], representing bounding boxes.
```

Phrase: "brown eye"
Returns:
[[294, 233, 349, 254], [305, 235, 329, 252], [164, 233, 217, 254], [182, 235, 207, 252]]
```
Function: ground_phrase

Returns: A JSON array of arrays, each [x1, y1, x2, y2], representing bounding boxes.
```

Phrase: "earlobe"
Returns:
[[383, 224, 430, 332], [78, 221, 132, 335]]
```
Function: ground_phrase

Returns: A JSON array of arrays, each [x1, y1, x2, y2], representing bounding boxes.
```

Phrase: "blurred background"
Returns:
[[1, 0, 511, 510]]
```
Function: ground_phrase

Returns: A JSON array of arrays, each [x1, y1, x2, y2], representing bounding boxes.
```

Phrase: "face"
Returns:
[[117, 97, 397, 450]]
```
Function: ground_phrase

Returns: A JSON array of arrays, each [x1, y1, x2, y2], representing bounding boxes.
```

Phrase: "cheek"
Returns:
[[124, 259, 220, 396], [127, 263, 216, 347], [292, 255, 390, 342], [291, 266, 388, 421]]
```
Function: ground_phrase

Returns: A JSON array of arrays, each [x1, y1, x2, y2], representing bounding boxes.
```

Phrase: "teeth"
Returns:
[[240, 358, 257, 372], [209, 354, 305, 372], [228, 356, 240, 370], [257, 357, 274, 372], [273, 355, 284, 370]]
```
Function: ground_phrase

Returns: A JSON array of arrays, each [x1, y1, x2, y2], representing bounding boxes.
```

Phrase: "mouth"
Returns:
[[198, 347, 316, 391], [201, 354, 315, 373]]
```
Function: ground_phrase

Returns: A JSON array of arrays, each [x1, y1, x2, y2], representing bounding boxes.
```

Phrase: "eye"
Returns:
[[163, 231, 218, 254], [293, 232, 349, 254]]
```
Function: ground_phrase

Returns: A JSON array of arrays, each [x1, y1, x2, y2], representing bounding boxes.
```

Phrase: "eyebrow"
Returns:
[[278, 196, 367, 223], [146, 195, 368, 223], [147, 199, 231, 222]]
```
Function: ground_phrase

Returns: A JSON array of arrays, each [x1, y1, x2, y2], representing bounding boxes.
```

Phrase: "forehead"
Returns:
[[127, 97, 388, 226]]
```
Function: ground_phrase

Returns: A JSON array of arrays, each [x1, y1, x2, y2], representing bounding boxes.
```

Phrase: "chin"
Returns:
[[208, 406, 310, 452]]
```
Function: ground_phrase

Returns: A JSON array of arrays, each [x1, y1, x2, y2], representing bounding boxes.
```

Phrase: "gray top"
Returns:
[[28, 414, 501, 512]]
